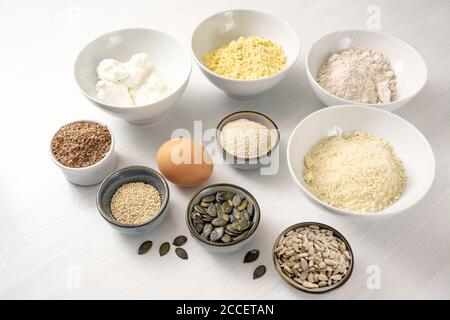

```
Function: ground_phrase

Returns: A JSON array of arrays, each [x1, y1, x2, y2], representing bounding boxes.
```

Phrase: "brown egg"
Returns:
[[156, 138, 213, 187]]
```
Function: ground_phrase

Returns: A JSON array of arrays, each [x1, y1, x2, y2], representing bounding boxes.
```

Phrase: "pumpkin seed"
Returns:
[[232, 195, 242, 207], [253, 265, 266, 279], [244, 249, 259, 263], [237, 199, 248, 211], [221, 234, 232, 243], [159, 242, 170, 256], [202, 195, 216, 203], [194, 222, 204, 233], [207, 203, 218, 217], [173, 235, 187, 247], [138, 241, 152, 255], [194, 205, 205, 214], [200, 201, 210, 208], [210, 227, 224, 242], [175, 248, 188, 260], [202, 223, 213, 238], [247, 202, 254, 215], [222, 201, 233, 214]]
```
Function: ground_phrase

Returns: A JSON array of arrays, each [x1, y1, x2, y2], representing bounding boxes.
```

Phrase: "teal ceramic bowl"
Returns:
[[96, 166, 170, 234]]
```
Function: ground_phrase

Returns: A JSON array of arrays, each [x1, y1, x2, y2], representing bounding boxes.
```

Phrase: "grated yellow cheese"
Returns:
[[203, 36, 287, 80]]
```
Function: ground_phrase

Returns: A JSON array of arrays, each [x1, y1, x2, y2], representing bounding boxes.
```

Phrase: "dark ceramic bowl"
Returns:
[[216, 111, 280, 170], [96, 166, 170, 234], [186, 183, 261, 253], [273, 222, 354, 294]]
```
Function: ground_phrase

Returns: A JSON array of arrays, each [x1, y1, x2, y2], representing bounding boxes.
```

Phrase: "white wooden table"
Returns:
[[1, 0, 449, 299]]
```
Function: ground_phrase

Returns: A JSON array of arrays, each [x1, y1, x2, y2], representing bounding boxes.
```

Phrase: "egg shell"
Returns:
[[156, 138, 213, 187]]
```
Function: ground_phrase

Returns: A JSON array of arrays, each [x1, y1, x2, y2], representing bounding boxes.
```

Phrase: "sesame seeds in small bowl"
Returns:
[[273, 222, 354, 294], [49, 120, 117, 186], [216, 111, 280, 170], [96, 166, 170, 235]]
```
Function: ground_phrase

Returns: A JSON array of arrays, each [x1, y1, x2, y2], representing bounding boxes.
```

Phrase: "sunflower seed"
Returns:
[[253, 265, 266, 279], [273, 224, 352, 291], [244, 249, 260, 263], [159, 242, 170, 256], [138, 241, 152, 255], [175, 248, 188, 260], [173, 235, 187, 247]]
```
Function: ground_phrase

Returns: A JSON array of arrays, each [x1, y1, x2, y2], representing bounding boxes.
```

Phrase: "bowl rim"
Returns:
[[286, 104, 436, 216], [49, 119, 115, 171], [186, 183, 260, 247], [215, 110, 281, 161], [272, 221, 354, 294], [191, 8, 301, 82], [74, 27, 192, 109], [305, 29, 428, 107], [96, 165, 170, 229]]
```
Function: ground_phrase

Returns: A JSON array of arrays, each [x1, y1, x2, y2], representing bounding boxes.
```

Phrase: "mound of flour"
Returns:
[[317, 47, 396, 104]]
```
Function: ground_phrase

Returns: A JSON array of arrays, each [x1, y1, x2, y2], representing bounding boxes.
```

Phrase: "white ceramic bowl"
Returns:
[[75, 28, 191, 124], [50, 120, 117, 186], [287, 105, 435, 217], [306, 30, 427, 112], [191, 9, 301, 99]]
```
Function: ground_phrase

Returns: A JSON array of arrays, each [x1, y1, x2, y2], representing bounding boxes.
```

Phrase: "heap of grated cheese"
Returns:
[[303, 131, 406, 213], [203, 36, 287, 80]]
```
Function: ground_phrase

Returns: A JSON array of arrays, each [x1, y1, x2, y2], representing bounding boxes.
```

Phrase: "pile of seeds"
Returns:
[[190, 191, 255, 243], [51, 121, 111, 168], [274, 225, 352, 290], [110, 182, 162, 225]]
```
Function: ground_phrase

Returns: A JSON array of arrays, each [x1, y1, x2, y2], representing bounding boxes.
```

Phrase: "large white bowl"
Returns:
[[75, 28, 191, 124], [191, 9, 301, 99], [306, 30, 427, 112], [287, 105, 435, 217]]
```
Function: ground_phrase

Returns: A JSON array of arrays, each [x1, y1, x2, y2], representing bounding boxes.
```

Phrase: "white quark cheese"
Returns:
[[95, 53, 169, 107]]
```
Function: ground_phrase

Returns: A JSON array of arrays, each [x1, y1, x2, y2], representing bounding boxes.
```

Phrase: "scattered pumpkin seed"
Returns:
[[244, 249, 260, 263], [159, 242, 170, 256], [175, 247, 188, 260], [138, 240, 153, 255], [173, 235, 187, 247], [253, 265, 266, 279]]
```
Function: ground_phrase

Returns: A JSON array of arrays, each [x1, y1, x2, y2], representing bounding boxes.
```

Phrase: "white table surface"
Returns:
[[1, 0, 449, 300]]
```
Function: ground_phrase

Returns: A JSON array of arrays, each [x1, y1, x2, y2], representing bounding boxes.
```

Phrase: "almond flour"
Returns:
[[303, 131, 406, 213], [317, 47, 397, 104]]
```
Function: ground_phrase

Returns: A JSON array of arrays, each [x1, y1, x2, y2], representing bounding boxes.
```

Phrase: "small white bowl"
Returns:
[[191, 9, 301, 99], [75, 28, 191, 124], [287, 105, 435, 217], [50, 120, 117, 186], [306, 30, 427, 112]]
